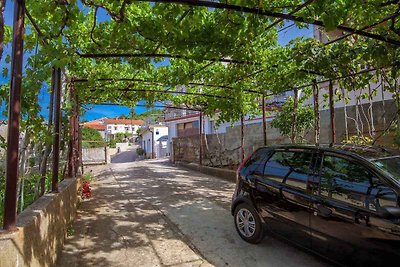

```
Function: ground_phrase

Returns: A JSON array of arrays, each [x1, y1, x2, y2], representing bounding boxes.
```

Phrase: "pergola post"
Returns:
[[329, 80, 336, 145], [68, 83, 78, 177], [3, 0, 25, 231], [313, 80, 320, 145], [74, 90, 81, 175], [262, 95, 267, 146], [240, 115, 245, 161], [51, 68, 61, 192], [199, 111, 203, 166]]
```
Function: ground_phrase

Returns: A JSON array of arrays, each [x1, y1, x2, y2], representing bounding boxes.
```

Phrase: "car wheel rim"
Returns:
[[236, 208, 256, 238]]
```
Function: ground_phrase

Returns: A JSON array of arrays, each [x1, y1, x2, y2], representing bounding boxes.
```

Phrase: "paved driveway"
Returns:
[[58, 159, 328, 267], [110, 145, 138, 163]]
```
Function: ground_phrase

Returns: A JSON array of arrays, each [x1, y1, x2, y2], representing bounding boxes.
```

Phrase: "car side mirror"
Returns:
[[378, 206, 400, 219]]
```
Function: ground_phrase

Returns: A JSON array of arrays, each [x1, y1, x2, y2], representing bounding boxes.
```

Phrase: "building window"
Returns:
[[192, 121, 199, 128], [114, 126, 117, 130], [156, 130, 159, 135]]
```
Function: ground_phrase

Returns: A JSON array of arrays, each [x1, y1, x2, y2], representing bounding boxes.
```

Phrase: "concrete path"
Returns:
[[110, 146, 137, 163], [57, 159, 328, 267]]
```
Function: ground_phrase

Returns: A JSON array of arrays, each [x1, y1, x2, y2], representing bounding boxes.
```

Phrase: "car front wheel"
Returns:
[[234, 203, 265, 244]]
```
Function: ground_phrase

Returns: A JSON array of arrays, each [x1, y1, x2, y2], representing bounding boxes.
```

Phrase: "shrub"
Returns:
[[342, 135, 373, 145], [82, 127, 104, 148], [83, 172, 93, 182], [109, 139, 117, 148], [136, 147, 145, 156]]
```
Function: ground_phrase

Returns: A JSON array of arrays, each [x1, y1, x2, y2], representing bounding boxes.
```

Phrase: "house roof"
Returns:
[[164, 113, 200, 122], [104, 118, 144, 125], [83, 117, 107, 131], [139, 124, 167, 136], [83, 118, 144, 131], [84, 124, 106, 131]]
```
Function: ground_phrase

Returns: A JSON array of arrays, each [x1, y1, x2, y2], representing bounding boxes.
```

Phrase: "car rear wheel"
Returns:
[[234, 203, 265, 244]]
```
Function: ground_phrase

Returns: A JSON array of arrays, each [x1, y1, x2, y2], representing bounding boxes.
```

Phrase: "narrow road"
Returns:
[[57, 159, 328, 267], [110, 146, 138, 163]]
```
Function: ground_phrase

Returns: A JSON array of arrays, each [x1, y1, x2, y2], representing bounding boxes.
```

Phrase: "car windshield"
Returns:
[[372, 156, 400, 182]]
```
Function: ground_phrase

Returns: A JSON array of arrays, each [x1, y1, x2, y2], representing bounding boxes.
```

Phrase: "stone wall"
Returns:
[[0, 178, 80, 267], [173, 100, 397, 168], [82, 147, 107, 164]]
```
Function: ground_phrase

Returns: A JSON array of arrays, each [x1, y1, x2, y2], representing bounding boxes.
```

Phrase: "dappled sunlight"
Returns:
[[58, 160, 327, 267]]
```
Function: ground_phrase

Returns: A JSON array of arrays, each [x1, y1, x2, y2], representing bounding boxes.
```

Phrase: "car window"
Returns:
[[242, 148, 269, 175], [319, 155, 398, 210], [264, 151, 313, 188], [373, 156, 400, 182], [285, 152, 314, 190]]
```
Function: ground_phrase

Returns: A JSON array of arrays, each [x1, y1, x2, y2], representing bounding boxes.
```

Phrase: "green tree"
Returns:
[[82, 127, 104, 148], [271, 97, 314, 144]]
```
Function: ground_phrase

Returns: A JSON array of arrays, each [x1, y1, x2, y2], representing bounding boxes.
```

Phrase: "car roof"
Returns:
[[264, 144, 400, 160]]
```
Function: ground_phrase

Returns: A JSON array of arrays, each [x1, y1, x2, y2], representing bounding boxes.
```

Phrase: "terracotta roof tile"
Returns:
[[104, 118, 144, 125], [84, 124, 106, 130]]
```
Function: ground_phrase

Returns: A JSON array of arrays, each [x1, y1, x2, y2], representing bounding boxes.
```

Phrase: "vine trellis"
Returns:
[[1, 0, 400, 231]]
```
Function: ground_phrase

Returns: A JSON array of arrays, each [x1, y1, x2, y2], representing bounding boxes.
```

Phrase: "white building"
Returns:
[[84, 118, 144, 140], [82, 117, 107, 138], [140, 125, 169, 158], [104, 118, 144, 139]]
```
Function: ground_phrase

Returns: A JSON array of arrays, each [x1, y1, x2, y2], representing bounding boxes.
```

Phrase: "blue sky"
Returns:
[[1, 1, 313, 121]]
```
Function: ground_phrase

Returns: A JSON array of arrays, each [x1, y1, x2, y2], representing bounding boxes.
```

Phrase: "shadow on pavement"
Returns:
[[57, 159, 328, 267]]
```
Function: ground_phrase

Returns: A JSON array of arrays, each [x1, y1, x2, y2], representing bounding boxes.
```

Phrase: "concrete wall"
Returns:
[[173, 122, 289, 169], [82, 147, 106, 164], [0, 178, 80, 267], [173, 100, 398, 168]]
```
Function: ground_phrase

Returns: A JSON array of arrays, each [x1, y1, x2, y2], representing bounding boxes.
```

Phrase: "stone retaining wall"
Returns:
[[0, 178, 80, 267], [173, 100, 397, 168]]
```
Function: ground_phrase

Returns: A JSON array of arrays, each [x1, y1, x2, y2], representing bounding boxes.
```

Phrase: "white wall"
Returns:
[[106, 123, 141, 135], [142, 131, 153, 155], [154, 126, 169, 141], [140, 126, 169, 158], [303, 79, 394, 110]]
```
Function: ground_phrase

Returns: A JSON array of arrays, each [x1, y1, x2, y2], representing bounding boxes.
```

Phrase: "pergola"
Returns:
[[3, 0, 400, 231]]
